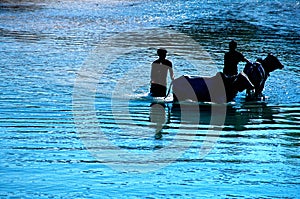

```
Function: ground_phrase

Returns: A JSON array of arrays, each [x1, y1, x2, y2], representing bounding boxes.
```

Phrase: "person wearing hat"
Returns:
[[150, 48, 175, 97], [223, 40, 249, 76]]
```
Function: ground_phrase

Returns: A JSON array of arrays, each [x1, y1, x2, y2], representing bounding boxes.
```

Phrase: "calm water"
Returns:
[[1, 0, 300, 198]]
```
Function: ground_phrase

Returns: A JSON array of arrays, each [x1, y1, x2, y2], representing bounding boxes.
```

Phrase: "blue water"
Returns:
[[1, 0, 299, 198]]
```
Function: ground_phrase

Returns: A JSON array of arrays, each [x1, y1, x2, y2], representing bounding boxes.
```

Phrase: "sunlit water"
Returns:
[[0, 0, 299, 198]]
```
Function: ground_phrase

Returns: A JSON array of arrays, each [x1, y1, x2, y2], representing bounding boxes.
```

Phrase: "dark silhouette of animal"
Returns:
[[243, 54, 284, 98], [172, 72, 254, 103]]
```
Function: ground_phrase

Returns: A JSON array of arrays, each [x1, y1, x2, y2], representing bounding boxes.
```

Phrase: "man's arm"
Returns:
[[240, 52, 250, 63], [243, 57, 251, 63], [170, 68, 175, 81]]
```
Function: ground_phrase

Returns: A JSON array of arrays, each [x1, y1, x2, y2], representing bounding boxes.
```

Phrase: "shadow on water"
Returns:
[[224, 101, 278, 131], [149, 100, 281, 139], [169, 5, 300, 70], [0, 1, 47, 43], [0, 28, 46, 42], [149, 102, 171, 139], [0, 1, 44, 12]]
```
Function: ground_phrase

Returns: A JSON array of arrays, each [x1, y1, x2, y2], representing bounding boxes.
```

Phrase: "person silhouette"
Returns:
[[223, 40, 249, 76], [150, 48, 174, 97]]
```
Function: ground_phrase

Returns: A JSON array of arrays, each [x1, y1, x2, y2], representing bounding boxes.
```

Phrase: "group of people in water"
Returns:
[[150, 40, 249, 97]]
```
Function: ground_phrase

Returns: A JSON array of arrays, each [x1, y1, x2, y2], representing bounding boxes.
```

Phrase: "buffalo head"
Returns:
[[263, 53, 284, 73]]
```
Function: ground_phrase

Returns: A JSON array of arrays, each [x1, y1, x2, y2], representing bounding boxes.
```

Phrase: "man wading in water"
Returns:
[[150, 48, 175, 97], [223, 40, 249, 76]]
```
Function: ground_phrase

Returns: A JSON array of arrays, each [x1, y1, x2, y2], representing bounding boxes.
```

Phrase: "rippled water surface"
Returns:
[[1, 0, 299, 198]]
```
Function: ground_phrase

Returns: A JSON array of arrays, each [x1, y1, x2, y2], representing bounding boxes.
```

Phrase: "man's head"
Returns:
[[229, 40, 237, 51], [157, 48, 167, 59]]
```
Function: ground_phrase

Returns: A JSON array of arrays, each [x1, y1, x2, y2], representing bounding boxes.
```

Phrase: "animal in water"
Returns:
[[172, 72, 254, 103], [243, 53, 284, 99]]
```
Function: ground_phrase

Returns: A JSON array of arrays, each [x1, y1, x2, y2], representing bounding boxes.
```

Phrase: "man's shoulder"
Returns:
[[225, 51, 240, 57], [152, 59, 160, 64], [235, 51, 244, 57], [152, 59, 172, 67], [164, 59, 172, 67]]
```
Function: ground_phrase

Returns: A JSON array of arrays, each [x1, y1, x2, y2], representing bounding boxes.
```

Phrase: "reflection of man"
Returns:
[[223, 40, 249, 76], [149, 103, 166, 139], [150, 48, 175, 97]]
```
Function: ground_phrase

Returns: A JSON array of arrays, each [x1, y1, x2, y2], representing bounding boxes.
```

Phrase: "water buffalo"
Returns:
[[172, 72, 254, 103], [243, 53, 284, 99]]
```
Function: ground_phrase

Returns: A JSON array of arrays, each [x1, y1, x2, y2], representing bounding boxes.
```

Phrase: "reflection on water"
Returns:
[[0, 0, 299, 198], [149, 102, 170, 139]]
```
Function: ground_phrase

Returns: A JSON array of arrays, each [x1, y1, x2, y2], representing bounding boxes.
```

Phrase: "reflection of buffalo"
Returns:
[[172, 72, 253, 103], [170, 101, 278, 131], [243, 54, 284, 99]]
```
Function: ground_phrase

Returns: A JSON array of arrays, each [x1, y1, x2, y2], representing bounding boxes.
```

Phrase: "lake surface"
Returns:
[[0, 0, 299, 198]]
